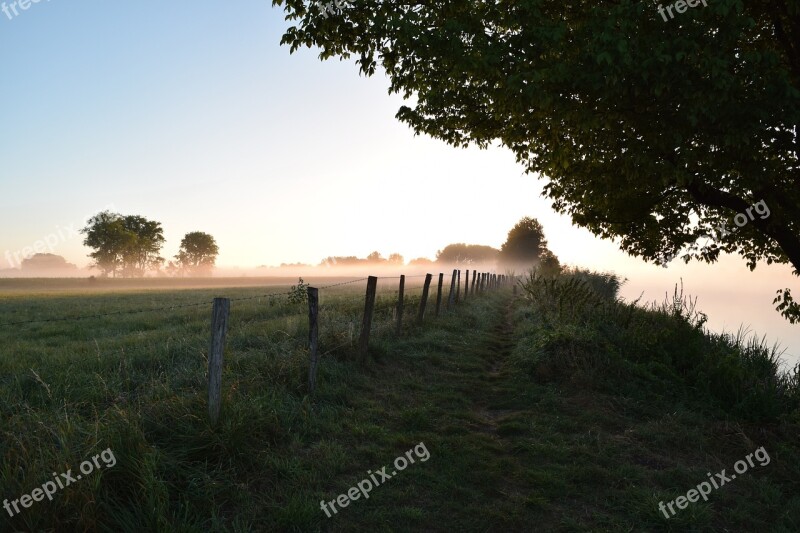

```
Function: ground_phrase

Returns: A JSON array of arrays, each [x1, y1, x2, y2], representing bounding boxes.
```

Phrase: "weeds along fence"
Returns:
[[0, 271, 510, 427]]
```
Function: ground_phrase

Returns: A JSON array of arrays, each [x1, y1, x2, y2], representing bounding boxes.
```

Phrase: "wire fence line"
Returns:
[[0, 290, 297, 328], [0, 273, 457, 328], [0, 270, 510, 425], [0, 275, 433, 328]]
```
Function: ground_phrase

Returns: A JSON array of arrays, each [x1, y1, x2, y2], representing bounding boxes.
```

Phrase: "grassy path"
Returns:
[[309, 289, 798, 532], [312, 292, 546, 532]]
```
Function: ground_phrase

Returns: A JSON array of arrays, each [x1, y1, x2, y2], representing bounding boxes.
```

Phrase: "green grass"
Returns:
[[0, 274, 798, 531]]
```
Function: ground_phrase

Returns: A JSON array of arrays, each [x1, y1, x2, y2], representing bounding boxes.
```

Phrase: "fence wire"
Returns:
[[0, 271, 496, 331]]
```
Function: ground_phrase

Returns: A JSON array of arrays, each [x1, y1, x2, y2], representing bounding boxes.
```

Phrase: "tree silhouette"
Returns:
[[500, 217, 548, 265], [81, 211, 164, 278], [275, 1, 800, 321], [175, 232, 219, 276], [436, 244, 499, 265]]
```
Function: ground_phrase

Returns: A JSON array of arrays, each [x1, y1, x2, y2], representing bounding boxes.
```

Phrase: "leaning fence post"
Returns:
[[307, 287, 320, 393], [396, 275, 405, 335], [472, 270, 477, 293], [208, 297, 230, 427], [417, 273, 432, 324], [447, 269, 457, 310], [435, 273, 444, 316], [358, 276, 378, 364]]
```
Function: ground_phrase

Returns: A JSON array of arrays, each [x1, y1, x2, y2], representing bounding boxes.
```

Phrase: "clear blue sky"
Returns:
[[1, 1, 797, 364]]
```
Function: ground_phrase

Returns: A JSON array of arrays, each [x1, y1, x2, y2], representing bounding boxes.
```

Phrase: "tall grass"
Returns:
[[0, 281, 430, 530], [511, 267, 800, 422]]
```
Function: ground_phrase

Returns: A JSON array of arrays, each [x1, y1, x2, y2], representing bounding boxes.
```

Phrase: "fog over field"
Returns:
[[2, 2, 800, 530]]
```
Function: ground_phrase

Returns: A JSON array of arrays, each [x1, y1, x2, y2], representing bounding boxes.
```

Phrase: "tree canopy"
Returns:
[[500, 217, 559, 272], [274, 0, 800, 321], [320, 252, 405, 266], [20, 254, 77, 272], [81, 211, 165, 277], [436, 243, 499, 264], [175, 231, 220, 276]]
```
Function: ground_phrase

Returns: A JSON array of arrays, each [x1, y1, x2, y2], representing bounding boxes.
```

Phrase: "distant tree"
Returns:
[[500, 217, 548, 265], [321, 256, 364, 266], [120, 215, 166, 277], [436, 243, 499, 264], [81, 211, 165, 278], [366, 251, 385, 263], [175, 231, 219, 276], [20, 254, 77, 272], [81, 211, 134, 277], [387, 253, 404, 265], [164, 260, 180, 277], [409, 257, 434, 266], [537, 249, 562, 276]]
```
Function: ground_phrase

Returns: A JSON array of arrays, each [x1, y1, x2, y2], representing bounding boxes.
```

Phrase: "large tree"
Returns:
[[500, 217, 559, 271], [81, 211, 165, 277], [119, 215, 166, 277], [274, 0, 800, 321], [175, 231, 219, 276]]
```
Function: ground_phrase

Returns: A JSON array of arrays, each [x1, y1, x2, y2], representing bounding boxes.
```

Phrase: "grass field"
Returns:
[[1, 272, 799, 531]]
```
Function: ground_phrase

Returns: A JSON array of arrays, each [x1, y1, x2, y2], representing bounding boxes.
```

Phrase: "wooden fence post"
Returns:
[[471, 269, 477, 293], [464, 269, 470, 300], [435, 273, 444, 317], [208, 297, 230, 427], [358, 276, 378, 364], [417, 273, 432, 324], [455, 270, 461, 304], [447, 269, 457, 310], [396, 275, 405, 335], [307, 287, 320, 393]]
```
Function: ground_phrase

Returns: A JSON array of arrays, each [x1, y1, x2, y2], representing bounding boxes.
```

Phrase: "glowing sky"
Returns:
[[1, 1, 798, 364]]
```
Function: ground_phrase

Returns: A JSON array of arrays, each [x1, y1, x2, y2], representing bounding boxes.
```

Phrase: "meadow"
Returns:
[[0, 271, 799, 531]]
